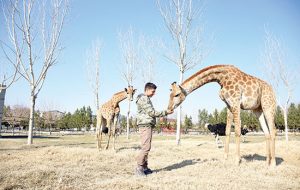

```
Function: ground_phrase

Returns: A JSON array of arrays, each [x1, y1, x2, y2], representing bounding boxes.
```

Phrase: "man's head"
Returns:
[[144, 82, 157, 97]]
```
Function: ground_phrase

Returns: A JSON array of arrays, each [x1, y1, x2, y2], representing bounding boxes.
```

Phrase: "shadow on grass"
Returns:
[[116, 145, 140, 153], [0, 142, 96, 151], [153, 158, 205, 172], [0, 135, 60, 139], [242, 153, 284, 165], [0, 135, 96, 151], [241, 140, 251, 143], [196, 142, 207, 147]]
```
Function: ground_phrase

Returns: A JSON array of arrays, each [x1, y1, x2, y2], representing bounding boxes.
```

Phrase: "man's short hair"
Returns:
[[144, 82, 157, 91]]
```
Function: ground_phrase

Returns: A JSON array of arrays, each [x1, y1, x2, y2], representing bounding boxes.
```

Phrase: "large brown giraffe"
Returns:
[[96, 86, 136, 150], [167, 65, 277, 166]]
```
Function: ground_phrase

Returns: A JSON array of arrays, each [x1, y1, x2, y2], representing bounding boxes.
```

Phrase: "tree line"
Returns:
[[198, 103, 300, 132], [156, 103, 300, 132], [2, 103, 300, 133], [2, 105, 93, 132]]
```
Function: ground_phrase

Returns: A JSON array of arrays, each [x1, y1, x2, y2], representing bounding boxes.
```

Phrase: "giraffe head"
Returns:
[[167, 82, 187, 111], [125, 86, 136, 101]]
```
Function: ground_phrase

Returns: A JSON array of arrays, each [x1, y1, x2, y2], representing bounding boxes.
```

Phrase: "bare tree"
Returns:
[[119, 28, 139, 139], [1, 0, 69, 144], [86, 40, 101, 111], [2, 105, 30, 135], [157, 0, 209, 145], [0, 1, 20, 137], [0, 33, 20, 135], [40, 100, 61, 135], [139, 35, 157, 83], [262, 29, 296, 144]]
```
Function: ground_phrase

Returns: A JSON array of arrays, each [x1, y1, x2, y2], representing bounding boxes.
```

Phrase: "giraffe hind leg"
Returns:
[[253, 109, 271, 166], [261, 86, 277, 166], [262, 108, 276, 166]]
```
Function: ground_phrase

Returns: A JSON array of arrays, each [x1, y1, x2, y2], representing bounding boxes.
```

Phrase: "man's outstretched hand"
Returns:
[[167, 109, 174, 115]]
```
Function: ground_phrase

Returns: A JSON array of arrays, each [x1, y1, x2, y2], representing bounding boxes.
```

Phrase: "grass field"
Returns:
[[0, 133, 299, 190]]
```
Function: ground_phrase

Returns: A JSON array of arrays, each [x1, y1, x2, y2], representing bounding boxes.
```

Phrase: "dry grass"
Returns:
[[0, 133, 299, 190]]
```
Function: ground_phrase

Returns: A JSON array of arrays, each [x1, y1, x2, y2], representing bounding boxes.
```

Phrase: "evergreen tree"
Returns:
[[296, 104, 300, 131], [275, 106, 284, 131], [183, 115, 193, 133], [119, 115, 127, 131], [198, 109, 209, 127], [288, 103, 297, 132], [212, 109, 219, 124], [218, 108, 227, 123], [208, 113, 215, 125]]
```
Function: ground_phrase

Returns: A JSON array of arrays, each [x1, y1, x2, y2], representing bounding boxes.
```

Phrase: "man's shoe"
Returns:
[[135, 167, 146, 177], [144, 168, 153, 175]]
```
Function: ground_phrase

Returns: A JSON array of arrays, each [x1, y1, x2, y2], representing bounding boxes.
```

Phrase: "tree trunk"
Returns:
[[96, 90, 99, 111], [176, 71, 184, 145], [49, 124, 52, 136], [283, 108, 289, 143], [0, 85, 6, 137], [27, 93, 36, 145], [126, 100, 131, 140]]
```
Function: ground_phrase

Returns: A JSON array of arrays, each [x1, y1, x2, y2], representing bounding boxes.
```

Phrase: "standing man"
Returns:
[[135, 82, 173, 176]]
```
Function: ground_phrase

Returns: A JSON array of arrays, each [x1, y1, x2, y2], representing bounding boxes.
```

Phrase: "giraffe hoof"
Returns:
[[269, 159, 276, 167], [224, 154, 228, 160], [235, 157, 241, 166]]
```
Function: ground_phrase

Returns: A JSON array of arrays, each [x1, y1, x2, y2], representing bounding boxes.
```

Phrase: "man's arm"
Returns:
[[138, 96, 168, 117]]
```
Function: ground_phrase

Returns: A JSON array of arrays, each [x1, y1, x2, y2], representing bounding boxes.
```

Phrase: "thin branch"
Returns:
[[157, 0, 208, 74]]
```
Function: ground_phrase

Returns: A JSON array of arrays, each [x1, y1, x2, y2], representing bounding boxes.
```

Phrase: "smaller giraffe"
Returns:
[[96, 86, 136, 150]]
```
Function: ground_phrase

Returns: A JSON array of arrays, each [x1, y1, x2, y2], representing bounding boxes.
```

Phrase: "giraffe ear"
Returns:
[[133, 89, 137, 93], [125, 88, 128, 92]]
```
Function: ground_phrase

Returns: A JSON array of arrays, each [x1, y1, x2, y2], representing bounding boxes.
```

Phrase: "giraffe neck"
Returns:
[[111, 91, 127, 107], [181, 65, 233, 95]]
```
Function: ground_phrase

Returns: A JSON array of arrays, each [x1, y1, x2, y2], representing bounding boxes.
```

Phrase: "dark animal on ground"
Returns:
[[206, 123, 249, 146]]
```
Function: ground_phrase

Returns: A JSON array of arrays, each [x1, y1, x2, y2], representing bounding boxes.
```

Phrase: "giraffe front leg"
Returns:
[[112, 123, 116, 150], [96, 113, 103, 150], [270, 133, 276, 167], [98, 125, 103, 150], [232, 108, 241, 165], [224, 108, 233, 160], [112, 115, 119, 150], [106, 120, 112, 150]]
